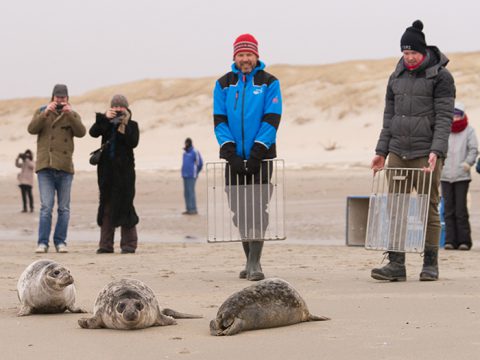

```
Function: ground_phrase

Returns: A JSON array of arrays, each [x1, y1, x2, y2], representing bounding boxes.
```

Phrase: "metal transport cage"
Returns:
[[365, 168, 432, 253], [206, 159, 286, 243]]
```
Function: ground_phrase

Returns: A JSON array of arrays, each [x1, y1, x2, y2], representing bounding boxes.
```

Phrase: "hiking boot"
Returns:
[[371, 252, 406, 281], [443, 243, 455, 250], [96, 248, 114, 254], [458, 244, 471, 251], [35, 243, 48, 253], [121, 248, 136, 254], [420, 246, 438, 281], [55, 243, 68, 253]]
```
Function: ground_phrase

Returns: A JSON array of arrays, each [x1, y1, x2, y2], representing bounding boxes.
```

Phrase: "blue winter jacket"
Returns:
[[213, 61, 282, 160], [181, 147, 203, 178]]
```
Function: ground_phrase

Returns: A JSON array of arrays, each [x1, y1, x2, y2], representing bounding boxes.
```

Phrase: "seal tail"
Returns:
[[162, 308, 203, 319], [308, 314, 330, 321]]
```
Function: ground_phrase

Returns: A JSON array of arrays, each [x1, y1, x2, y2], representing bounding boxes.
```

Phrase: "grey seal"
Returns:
[[78, 278, 202, 330], [210, 278, 330, 336], [17, 259, 86, 316]]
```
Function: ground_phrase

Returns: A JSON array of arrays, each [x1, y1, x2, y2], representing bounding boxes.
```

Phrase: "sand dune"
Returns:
[[1, 52, 480, 174]]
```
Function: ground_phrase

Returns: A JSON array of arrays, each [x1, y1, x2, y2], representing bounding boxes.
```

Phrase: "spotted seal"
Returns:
[[17, 259, 86, 316], [78, 278, 202, 330], [210, 278, 330, 336]]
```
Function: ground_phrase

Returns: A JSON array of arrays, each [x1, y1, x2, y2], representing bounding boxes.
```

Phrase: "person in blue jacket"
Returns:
[[213, 33, 282, 281], [181, 137, 203, 215]]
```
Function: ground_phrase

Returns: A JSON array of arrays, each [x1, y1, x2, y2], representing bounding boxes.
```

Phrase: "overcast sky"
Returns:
[[2, 0, 479, 99]]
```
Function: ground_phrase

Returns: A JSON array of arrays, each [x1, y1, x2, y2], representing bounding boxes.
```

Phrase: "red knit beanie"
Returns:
[[233, 34, 259, 59]]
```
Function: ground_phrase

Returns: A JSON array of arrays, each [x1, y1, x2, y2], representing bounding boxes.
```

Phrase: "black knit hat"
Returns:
[[400, 20, 427, 55]]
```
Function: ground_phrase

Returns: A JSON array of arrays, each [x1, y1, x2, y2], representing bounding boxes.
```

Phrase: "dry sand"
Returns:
[[1, 169, 480, 360]]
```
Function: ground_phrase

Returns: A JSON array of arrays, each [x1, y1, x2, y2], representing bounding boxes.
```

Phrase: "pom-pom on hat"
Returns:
[[401, 20, 427, 55], [233, 34, 259, 59]]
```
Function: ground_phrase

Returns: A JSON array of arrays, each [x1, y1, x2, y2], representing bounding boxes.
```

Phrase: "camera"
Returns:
[[56, 104, 64, 112], [115, 111, 124, 117], [18, 153, 26, 160]]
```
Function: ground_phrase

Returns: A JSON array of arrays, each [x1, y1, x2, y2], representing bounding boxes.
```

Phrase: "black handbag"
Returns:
[[89, 140, 109, 166]]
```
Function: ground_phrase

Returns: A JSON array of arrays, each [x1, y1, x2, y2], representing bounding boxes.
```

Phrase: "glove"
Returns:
[[220, 142, 246, 175], [229, 155, 246, 175], [246, 143, 268, 175], [462, 162, 471, 172]]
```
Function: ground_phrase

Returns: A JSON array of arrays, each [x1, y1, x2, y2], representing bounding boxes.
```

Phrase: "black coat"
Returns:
[[89, 110, 139, 228]]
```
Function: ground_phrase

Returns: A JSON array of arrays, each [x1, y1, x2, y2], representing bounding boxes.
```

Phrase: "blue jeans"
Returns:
[[37, 169, 73, 247], [183, 177, 197, 212]]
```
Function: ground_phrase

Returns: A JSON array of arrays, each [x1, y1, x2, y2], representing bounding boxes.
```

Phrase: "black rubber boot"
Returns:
[[247, 241, 265, 281], [419, 246, 439, 281], [239, 242, 250, 279], [371, 252, 406, 281]]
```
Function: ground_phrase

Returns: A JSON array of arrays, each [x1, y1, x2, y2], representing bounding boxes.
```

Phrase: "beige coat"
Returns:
[[15, 158, 35, 186], [28, 107, 86, 174]]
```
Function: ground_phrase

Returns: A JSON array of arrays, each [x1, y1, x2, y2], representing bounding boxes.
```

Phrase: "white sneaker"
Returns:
[[35, 244, 48, 253], [55, 243, 68, 253]]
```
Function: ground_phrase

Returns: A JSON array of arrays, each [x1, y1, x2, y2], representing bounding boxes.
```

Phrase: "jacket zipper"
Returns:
[[234, 91, 239, 111], [241, 75, 247, 159]]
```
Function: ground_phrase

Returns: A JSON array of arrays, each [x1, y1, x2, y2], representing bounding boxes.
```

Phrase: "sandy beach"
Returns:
[[2, 53, 480, 359], [2, 168, 480, 360]]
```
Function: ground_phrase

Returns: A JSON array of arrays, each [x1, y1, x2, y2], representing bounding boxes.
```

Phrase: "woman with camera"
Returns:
[[89, 94, 140, 254], [15, 150, 35, 213]]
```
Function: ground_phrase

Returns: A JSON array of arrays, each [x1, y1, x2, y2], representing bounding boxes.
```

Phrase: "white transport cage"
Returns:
[[206, 159, 286, 243], [365, 168, 432, 253]]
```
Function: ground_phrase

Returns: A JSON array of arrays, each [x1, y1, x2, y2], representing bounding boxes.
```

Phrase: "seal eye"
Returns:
[[52, 270, 60, 277], [117, 303, 126, 313], [135, 302, 144, 311]]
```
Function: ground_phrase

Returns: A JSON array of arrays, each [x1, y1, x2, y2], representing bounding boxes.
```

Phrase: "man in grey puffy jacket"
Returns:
[[370, 20, 455, 282]]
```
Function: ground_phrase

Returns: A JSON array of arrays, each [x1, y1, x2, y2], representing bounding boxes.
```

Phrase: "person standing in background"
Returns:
[[28, 84, 86, 253], [15, 149, 35, 213], [181, 137, 203, 215], [90, 94, 140, 254], [441, 102, 478, 250]]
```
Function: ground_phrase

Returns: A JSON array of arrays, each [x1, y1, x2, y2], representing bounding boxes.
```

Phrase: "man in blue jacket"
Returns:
[[213, 34, 282, 281], [181, 137, 203, 215]]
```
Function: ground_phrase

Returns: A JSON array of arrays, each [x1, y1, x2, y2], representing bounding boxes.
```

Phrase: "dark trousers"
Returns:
[[19, 185, 33, 211], [441, 180, 471, 248], [99, 202, 138, 252]]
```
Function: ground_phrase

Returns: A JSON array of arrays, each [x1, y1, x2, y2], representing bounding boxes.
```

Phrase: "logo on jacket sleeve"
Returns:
[[272, 97, 279, 104]]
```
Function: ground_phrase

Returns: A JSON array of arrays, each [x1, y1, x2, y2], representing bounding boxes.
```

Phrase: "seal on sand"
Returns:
[[17, 259, 86, 316], [78, 278, 202, 330], [210, 278, 330, 336]]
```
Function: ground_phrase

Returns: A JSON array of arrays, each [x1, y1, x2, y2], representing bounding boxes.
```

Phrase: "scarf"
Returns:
[[451, 115, 468, 133], [117, 110, 131, 134]]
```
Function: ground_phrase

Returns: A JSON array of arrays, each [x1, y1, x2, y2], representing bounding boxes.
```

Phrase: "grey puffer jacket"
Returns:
[[441, 125, 478, 183], [375, 46, 456, 160]]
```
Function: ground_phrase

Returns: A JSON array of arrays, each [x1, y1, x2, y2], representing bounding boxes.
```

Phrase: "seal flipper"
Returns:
[[308, 314, 330, 321], [18, 305, 33, 317], [162, 308, 202, 319], [220, 317, 246, 336], [155, 312, 177, 326], [78, 315, 104, 329], [67, 305, 87, 314]]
